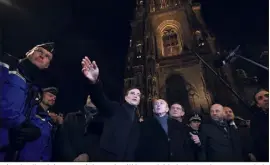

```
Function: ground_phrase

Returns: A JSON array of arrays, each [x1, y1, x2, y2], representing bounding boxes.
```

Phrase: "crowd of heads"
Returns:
[[26, 43, 268, 127], [122, 87, 268, 129]]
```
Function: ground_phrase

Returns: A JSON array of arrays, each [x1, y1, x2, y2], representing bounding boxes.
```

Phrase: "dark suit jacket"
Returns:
[[55, 111, 103, 161], [135, 117, 195, 161], [199, 120, 243, 161], [88, 82, 140, 161], [250, 108, 269, 161]]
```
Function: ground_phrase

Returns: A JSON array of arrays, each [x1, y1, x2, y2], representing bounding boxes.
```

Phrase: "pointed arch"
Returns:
[[156, 20, 183, 57]]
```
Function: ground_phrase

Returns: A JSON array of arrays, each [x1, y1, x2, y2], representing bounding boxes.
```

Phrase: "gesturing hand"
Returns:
[[74, 153, 89, 162], [81, 56, 99, 84], [190, 132, 201, 145]]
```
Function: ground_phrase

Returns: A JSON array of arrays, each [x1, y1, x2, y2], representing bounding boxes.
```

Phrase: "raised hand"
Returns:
[[73, 153, 89, 162], [190, 132, 201, 145], [248, 153, 256, 161], [81, 56, 99, 83]]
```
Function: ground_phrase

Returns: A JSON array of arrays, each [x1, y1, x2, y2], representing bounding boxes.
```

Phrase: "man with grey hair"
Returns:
[[135, 99, 196, 161]]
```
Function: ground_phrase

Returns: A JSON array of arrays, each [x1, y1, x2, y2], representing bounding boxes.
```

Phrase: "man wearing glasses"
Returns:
[[0, 42, 54, 161], [250, 89, 269, 162]]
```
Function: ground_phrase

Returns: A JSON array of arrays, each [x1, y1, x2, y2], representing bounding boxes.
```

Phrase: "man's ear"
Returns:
[[166, 106, 169, 113], [181, 111, 185, 117]]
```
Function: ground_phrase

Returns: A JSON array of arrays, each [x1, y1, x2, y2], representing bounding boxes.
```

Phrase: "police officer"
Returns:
[[188, 114, 201, 134], [41, 87, 63, 125], [0, 42, 54, 161], [188, 114, 202, 161], [27, 87, 58, 161]]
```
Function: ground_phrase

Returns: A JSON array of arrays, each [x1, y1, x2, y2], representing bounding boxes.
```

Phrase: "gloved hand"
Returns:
[[9, 121, 41, 150]]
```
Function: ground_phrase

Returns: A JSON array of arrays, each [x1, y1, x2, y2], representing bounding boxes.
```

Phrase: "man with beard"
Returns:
[[135, 99, 197, 161], [199, 104, 243, 161], [250, 89, 269, 161], [27, 87, 59, 161], [223, 106, 256, 161], [223, 107, 238, 129], [56, 95, 103, 162], [41, 87, 63, 125], [41, 87, 63, 139], [81, 56, 141, 161], [38, 87, 64, 161], [0, 42, 54, 161]]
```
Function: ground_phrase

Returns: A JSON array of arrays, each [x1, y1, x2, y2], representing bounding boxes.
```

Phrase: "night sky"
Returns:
[[0, 0, 268, 114]]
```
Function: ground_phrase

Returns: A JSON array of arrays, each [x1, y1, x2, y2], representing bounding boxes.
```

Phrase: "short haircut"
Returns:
[[170, 102, 185, 112], [152, 98, 168, 106], [253, 88, 268, 104], [125, 87, 141, 96]]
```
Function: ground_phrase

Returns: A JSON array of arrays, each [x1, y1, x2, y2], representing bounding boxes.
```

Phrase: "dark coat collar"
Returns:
[[18, 58, 43, 83]]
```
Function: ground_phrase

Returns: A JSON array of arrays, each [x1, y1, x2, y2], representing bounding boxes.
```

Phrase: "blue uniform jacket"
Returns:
[[19, 106, 53, 161], [0, 55, 27, 128], [0, 55, 53, 161]]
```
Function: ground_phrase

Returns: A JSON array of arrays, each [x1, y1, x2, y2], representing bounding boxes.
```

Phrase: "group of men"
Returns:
[[0, 43, 268, 162]]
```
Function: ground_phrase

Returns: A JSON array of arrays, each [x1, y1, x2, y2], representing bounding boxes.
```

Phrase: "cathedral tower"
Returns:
[[124, 0, 217, 117]]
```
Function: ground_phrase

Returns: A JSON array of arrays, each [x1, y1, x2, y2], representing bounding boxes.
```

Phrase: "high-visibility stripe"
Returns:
[[9, 70, 26, 82], [0, 61, 9, 69]]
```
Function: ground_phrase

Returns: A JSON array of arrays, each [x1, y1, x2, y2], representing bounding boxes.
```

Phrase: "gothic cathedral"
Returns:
[[124, 0, 218, 117]]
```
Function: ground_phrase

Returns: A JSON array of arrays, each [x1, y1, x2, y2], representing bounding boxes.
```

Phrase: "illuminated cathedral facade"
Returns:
[[124, 0, 235, 117]]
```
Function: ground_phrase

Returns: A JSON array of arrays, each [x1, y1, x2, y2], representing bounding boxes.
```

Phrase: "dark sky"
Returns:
[[0, 0, 268, 114]]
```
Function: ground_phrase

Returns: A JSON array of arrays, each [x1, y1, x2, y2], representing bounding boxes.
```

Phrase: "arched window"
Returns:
[[162, 29, 181, 56]]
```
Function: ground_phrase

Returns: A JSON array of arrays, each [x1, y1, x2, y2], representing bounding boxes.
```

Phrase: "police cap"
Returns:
[[42, 87, 58, 95], [36, 42, 55, 54], [189, 114, 201, 122]]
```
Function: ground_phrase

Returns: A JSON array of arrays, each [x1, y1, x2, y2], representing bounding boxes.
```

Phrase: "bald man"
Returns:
[[199, 104, 243, 161], [135, 99, 196, 161]]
